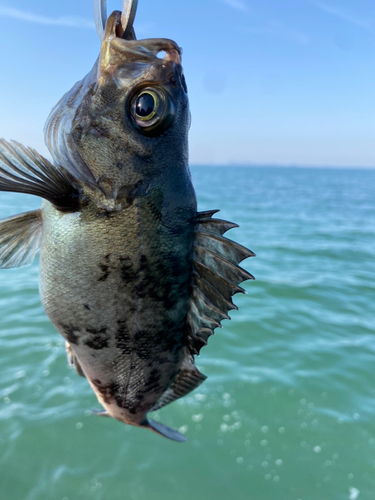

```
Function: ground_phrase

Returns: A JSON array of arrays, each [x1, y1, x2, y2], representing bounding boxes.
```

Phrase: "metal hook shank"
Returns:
[[94, 0, 138, 41], [121, 0, 138, 40], [93, 0, 107, 41]]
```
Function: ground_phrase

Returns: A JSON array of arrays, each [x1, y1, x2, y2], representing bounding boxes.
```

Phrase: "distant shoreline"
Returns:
[[190, 164, 375, 171]]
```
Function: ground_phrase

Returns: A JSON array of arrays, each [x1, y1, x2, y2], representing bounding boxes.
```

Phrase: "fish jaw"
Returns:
[[99, 10, 182, 78]]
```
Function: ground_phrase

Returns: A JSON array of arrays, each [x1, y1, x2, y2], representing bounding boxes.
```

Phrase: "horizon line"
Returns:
[[189, 163, 375, 170]]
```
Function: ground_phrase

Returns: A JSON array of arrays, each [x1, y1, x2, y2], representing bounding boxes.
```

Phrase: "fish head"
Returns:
[[45, 11, 191, 203]]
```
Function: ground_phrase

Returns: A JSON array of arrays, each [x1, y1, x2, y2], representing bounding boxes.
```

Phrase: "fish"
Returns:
[[0, 7, 255, 441]]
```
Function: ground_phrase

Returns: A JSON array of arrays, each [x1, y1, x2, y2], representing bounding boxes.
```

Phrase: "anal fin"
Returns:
[[0, 210, 42, 269]]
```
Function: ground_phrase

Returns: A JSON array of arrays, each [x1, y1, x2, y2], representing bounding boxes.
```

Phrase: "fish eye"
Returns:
[[135, 91, 158, 121], [129, 86, 175, 137]]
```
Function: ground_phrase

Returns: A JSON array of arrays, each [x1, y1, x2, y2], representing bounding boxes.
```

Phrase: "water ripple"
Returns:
[[0, 168, 375, 499]]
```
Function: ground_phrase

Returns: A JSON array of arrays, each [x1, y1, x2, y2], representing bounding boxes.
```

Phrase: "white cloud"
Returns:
[[312, 2, 371, 28], [222, 0, 249, 12], [246, 21, 310, 45], [0, 6, 95, 29]]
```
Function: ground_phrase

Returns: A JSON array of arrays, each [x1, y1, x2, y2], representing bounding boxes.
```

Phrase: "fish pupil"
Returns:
[[136, 93, 155, 118]]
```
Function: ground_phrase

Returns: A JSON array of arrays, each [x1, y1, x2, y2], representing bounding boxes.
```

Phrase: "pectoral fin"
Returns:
[[92, 409, 110, 417], [65, 342, 86, 378], [0, 139, 80, 211], [187, 210, 255, 355], [0, 210, 42, 269]]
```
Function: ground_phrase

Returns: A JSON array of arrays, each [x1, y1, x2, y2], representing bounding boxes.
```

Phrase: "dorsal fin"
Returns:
[[150, 354, 207, 412], [187, 210, 255, 355]]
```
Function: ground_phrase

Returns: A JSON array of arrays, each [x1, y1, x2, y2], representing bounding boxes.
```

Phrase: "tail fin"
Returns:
[[145, 419, 186, 442]]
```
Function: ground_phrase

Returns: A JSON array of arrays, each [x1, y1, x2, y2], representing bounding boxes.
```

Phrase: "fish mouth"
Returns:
[[100, 10, 182, 69]]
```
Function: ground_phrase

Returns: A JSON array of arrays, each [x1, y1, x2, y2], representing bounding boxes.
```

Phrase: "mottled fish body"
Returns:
[[0, 9, 254, 440]]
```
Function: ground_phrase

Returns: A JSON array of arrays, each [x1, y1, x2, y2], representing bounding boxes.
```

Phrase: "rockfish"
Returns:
[[0, 9, 254, 441]]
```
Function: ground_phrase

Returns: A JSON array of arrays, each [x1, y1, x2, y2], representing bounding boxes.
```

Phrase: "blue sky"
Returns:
[[0, 0, 374, 167]]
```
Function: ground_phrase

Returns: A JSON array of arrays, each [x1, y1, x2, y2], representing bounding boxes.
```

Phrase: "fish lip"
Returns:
[[102, 10, 182, 66], [104, 10, 127, 40]]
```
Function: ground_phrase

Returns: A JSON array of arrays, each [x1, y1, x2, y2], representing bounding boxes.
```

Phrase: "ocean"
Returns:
[[0, 166, 374, 500]]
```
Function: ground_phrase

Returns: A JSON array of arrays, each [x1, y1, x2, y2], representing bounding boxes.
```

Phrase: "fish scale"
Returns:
[[0, 6, 254, 441], [41, 192, 190, 413]]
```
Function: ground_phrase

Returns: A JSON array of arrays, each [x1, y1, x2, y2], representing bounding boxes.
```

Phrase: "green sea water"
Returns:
[[0, 166, 374, 500]]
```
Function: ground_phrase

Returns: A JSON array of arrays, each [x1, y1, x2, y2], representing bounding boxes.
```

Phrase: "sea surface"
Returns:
[[0, 166, 374, 500]]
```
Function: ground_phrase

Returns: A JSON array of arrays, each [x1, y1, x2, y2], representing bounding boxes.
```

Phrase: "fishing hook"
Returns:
[[93, 0, 138, 41]]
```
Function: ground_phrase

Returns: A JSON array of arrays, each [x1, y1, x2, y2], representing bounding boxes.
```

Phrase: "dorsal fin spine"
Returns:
[[195, 246, 255, 282], [192, 285, 231, 321], [187, 210, 255, 355], [193, 273, 238, 311], [194, 260, 246, 296]]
